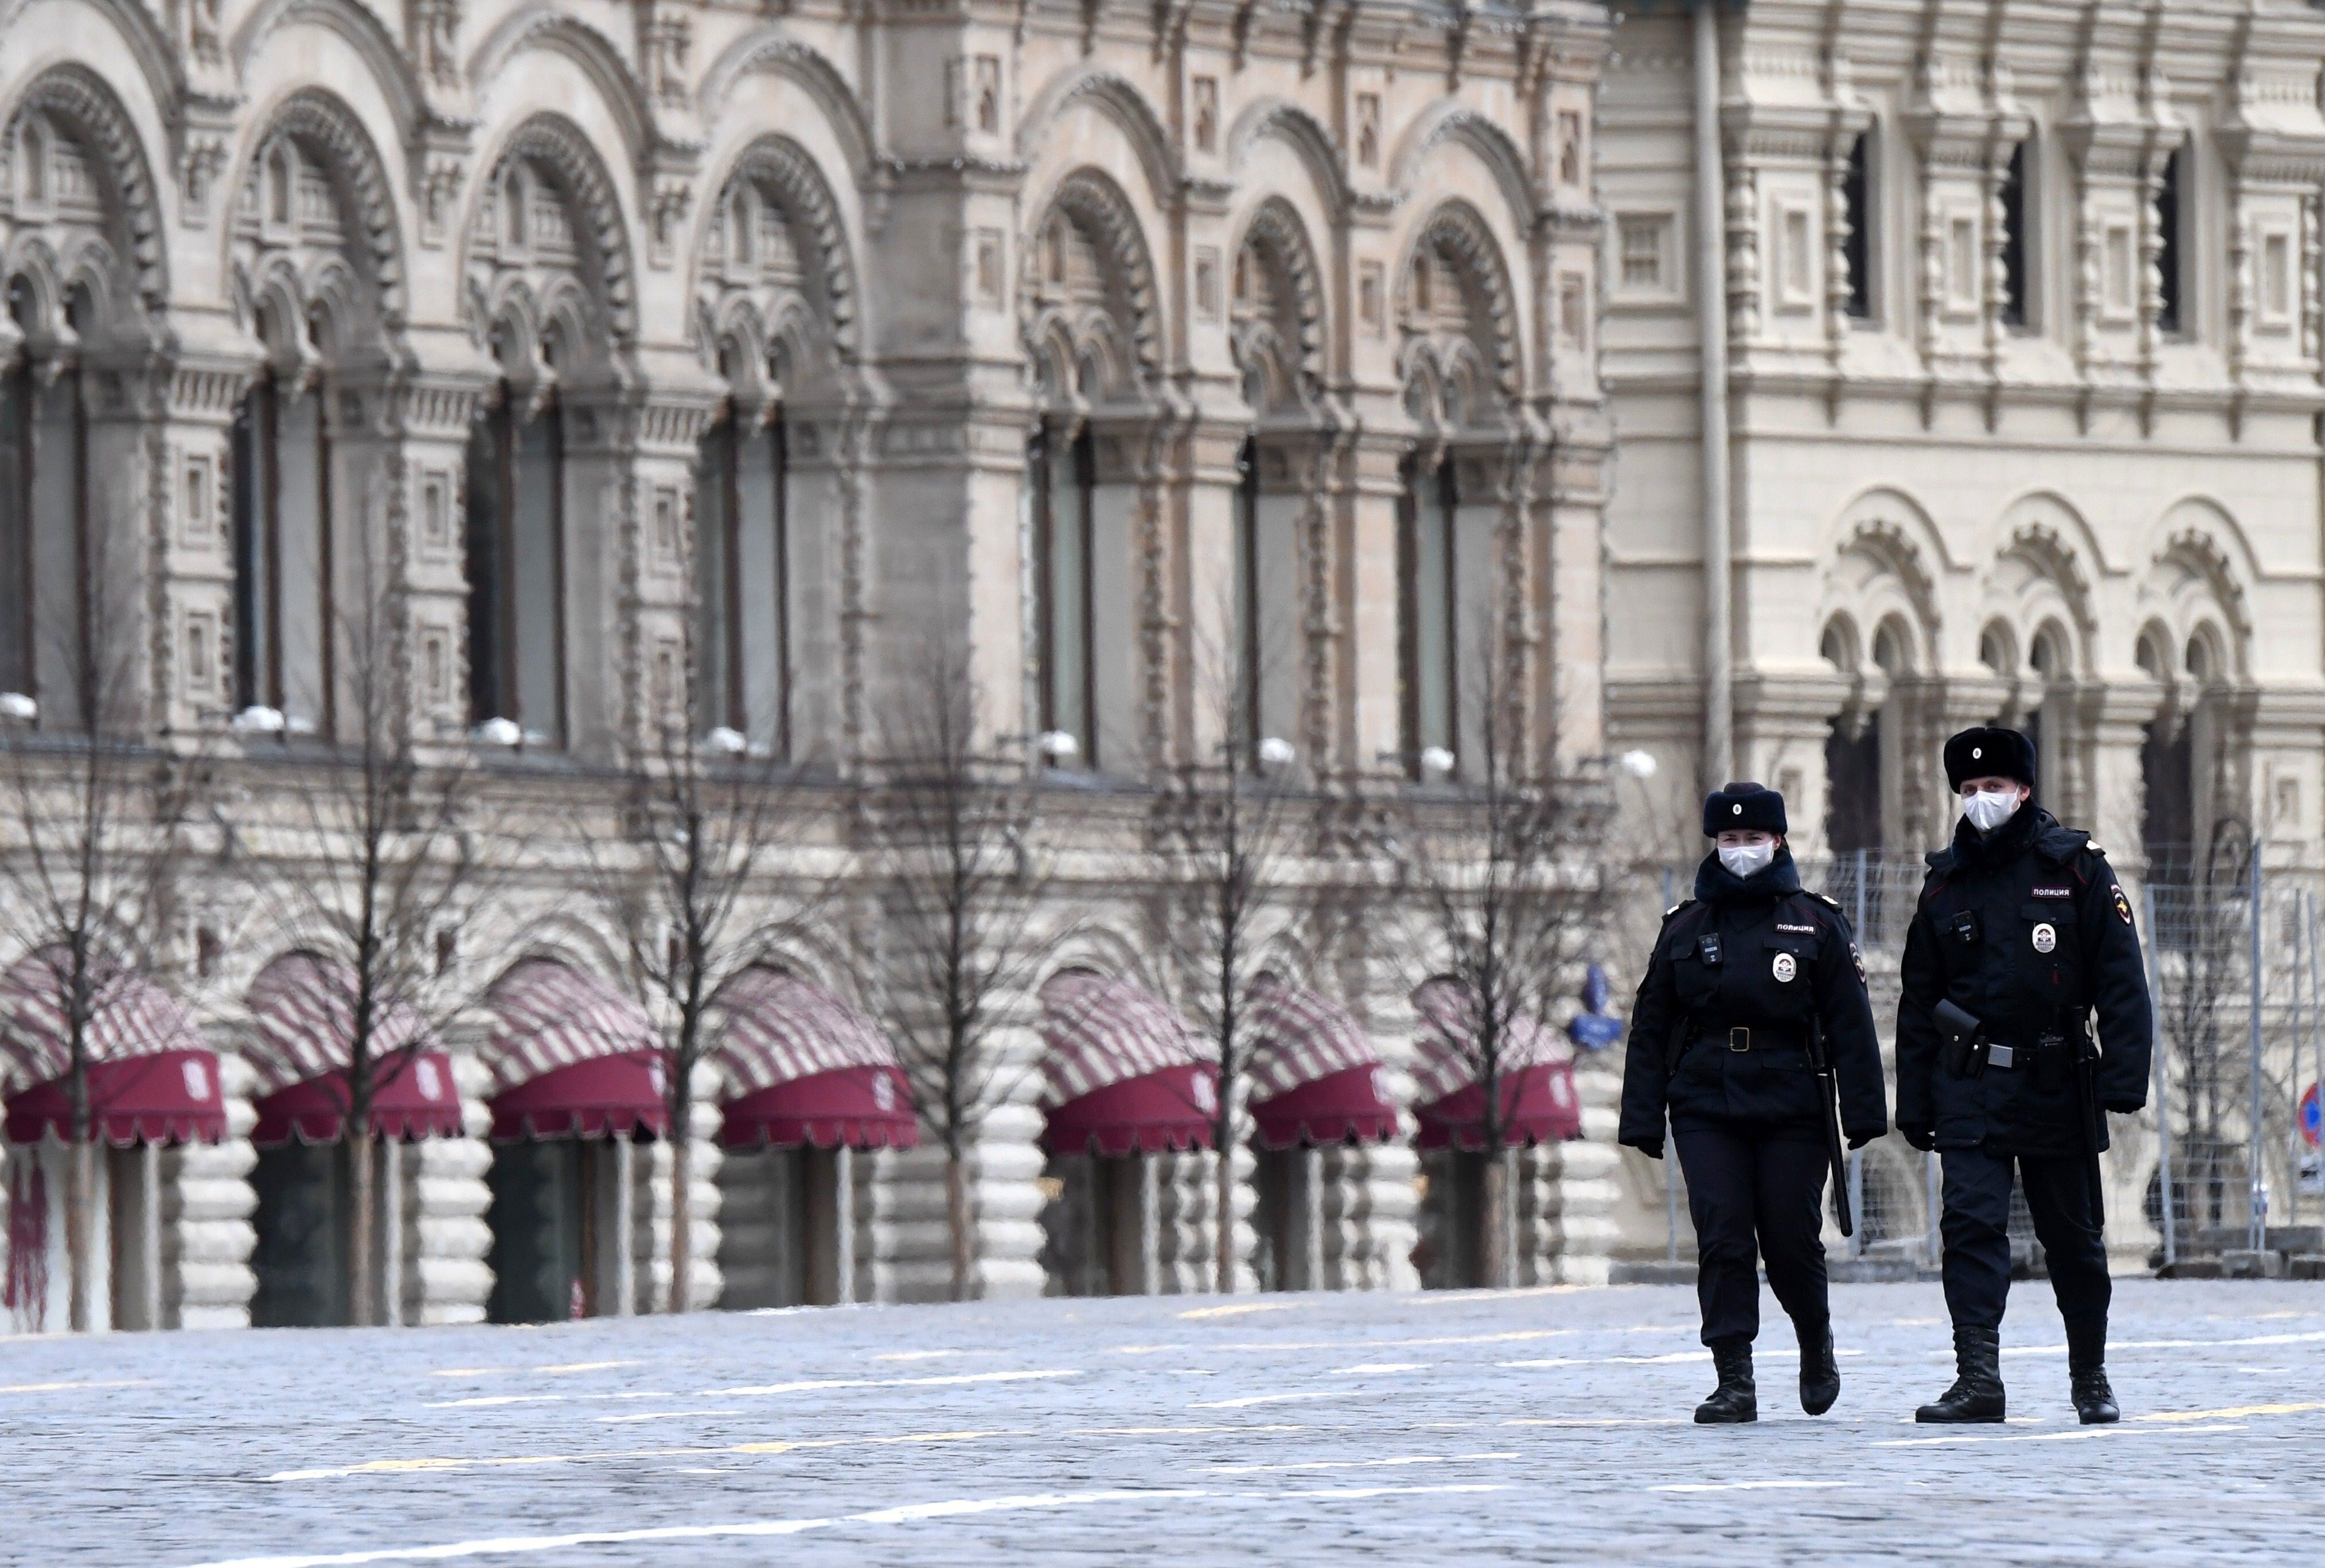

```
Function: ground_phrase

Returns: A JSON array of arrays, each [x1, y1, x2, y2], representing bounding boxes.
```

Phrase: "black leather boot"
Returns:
[[1695, 1339, 1757, 1424], [1797, 1317, 1840, 1416], [1915, 1325, 2006, 1423], [2066, 1316, 2119, 1425]]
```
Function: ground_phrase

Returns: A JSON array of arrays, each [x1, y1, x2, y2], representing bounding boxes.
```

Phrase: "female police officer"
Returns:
[[1620, 783, 1889, 1423]]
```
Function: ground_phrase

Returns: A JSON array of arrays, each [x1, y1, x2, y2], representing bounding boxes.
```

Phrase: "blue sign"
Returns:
[[1581, 964, 1611, 1015], [1569, 1012, 1624, 1051], [2302, 1083, 2322, 1149]]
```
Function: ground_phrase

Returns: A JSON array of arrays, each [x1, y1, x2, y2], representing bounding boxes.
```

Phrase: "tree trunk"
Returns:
[[1213, 1145, 1235, 1294], [945, 1150, 973, 1302], [65, 1138, 95, 1332], [668, 1132, 694, 1315], [346, 1133, 374, 1328], [1481, 1148, 1512, 1290]]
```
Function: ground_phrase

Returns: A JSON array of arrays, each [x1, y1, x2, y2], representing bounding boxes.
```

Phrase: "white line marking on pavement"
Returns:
[[2000, 1331, 2325, 1358], [0, 1378, 155, 1394], [1327, 1363, 1427, 1375], [1653, 1481, 1850, 1494], [264, 1430, 1020, 1481], [1188, 1391, 1351, 1409], [180, 1490, 1214, 1567], [1875, 1423, 2249, 1448], [872, 1350, 978, 1362], [1271, 1484, 1513, 1501], [1204, 1452, 1519, 1475], [189, 1484, 1524, 1568], [426, 1368, 1080, 1409], [427, 1362, 642, 1379], [1499, 1348, 1864, 1370], [592, 1410, 746, 1424], [2136, 1401, 2325, 1422]]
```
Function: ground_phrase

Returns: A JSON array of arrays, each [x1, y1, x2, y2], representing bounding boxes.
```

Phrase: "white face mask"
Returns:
[[1717, 841, 1777, 879], [1962, 786, 2024, 834]]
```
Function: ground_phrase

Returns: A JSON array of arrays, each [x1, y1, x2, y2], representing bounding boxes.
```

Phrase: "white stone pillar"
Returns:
[[161, 1054, 257, 1330]]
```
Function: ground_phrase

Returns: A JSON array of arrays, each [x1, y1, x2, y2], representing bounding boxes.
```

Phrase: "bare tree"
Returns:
[[857, 641, 1052, 1300], [0, 518, 202, 1331], [231, 544, 501, 1327], [590, 693, 829, 1316], [2151, 814, 2254, 1235], [1150, 601, 1317, 1293], [1392, 623, 1614, 1288]]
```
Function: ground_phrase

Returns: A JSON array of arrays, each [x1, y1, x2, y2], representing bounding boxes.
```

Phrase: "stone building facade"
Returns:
[[0, 0, 1620, 1329], [1600, 0, 2325, 1262]]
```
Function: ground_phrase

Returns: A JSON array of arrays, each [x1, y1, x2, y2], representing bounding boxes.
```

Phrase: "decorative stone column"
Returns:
[[398, 1050, 493, 1327], [630, 1060, 723, 1313], [161, 1050, 258, 1329]]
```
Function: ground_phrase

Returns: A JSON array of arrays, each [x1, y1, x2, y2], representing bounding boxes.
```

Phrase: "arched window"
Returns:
[[1821, 621, 1880, 855], [463, 337, 567, 744], [228, 313, 333, 727], [1396, 453, 1457, 775], [693, 394, 791, 753], [1231, 438, 1262, 767], [2137, 630, 2193, 890], [1030, 422, 1095, 767], [1, 283, 37, 699], [0, 278, 95, 726], [2027, 624, 2071, 805]]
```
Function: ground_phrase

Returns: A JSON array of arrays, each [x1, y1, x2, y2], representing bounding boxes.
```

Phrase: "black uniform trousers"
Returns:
[[1939, 1145, 2110, 1333], [1672, 1124, 1829, 1347]]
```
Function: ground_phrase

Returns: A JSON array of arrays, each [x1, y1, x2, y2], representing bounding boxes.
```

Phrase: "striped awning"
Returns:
[[0, 947, 208, 1087], [1409, 977, 1580, 1149], [482, 959, 666, 1141], [1246, 978, 1396, 1149], [1039, 970, 1215, 1156], [245, 954, 433, 1095], [0, 948, 225, 1146], [712, 969, 917, 1150]]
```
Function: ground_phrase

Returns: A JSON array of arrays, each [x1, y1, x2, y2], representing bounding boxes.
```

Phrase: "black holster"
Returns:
[[1936, 997, 1983, 1079]]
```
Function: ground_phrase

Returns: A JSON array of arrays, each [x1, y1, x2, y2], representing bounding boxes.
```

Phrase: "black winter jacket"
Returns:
[[1894, 804, 2154, 1157], [1619, 849, 1888, 1154]]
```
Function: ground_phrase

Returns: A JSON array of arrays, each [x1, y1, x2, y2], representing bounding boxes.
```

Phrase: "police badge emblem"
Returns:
[[2033, 922, 2057, 954], [1772, 951, 1798, 983]]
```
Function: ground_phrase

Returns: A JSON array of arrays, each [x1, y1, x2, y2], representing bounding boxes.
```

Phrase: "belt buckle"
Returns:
[[1987, 1042, 2016, 1070], [1728, 1027, 1751, 1054]]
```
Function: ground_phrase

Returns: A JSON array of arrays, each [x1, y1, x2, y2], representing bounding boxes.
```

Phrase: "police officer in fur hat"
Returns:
[[1896, 727, 2154, 1424], [1621, 783, 1888, 1423]]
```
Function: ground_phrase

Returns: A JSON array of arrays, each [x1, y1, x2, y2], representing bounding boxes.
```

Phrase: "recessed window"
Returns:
[[2104, 225, 2136, 318], [1779, 205, 1814, 307], [1999, 141, 2031, 329], [1396, 455, 1457, 777], [1946, 215, 1979, 311], [1617, 214, 1668, 291], [2156, 147, 2187, 336], [1842, 130, 1874, 321], [2260, 229, 2293, 327]]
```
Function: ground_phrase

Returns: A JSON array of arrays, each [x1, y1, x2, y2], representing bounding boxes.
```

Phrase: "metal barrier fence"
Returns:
[[1641, 845, 2325, 1269]]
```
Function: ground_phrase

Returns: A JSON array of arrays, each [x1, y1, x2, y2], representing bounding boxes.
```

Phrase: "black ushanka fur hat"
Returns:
[[1944, 726, 2037, 793], [1702, 781, 1787, 837]]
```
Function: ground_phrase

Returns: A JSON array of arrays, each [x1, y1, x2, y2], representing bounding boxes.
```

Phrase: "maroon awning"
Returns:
[[5, 1047, 228, 1148], [252, 1048, 465, 1146], [1251, 1064, 1399, 1150], [712, 970, 919, 1150], [1043, 1061, 1217, 1156], [488, 1052, 668, 1142], [1246, 979, 1396, 1149], [1414, 1060, 1582, 1150], [721, 1064, 918, 1150]]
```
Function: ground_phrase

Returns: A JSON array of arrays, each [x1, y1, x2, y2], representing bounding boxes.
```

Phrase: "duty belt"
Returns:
[[1703, 1027, 1807, 1055]]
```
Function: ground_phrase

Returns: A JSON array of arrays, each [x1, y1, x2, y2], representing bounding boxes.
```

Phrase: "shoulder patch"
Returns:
[[1850, 941, 1866, 984], [2111, 883, 2135, 927]]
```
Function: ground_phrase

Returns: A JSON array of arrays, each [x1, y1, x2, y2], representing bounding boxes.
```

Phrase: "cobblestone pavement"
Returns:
[[7, 1278, 2323, 1567]]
